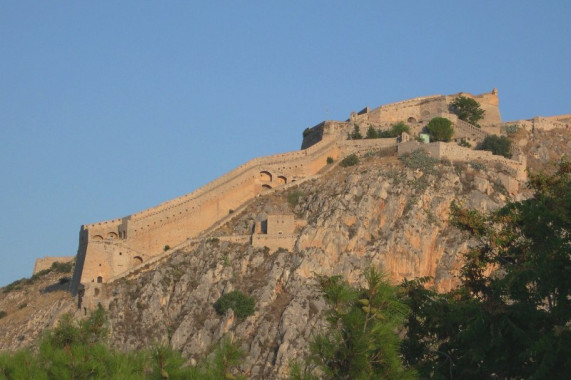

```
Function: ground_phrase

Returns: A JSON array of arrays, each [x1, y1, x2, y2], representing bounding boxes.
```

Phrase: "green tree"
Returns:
[[402, 160, 571, 379], [427, 117, 453, 142], [390, 121, 411, 136], [293, 268, 417, 379], [0, 307, 247, 379], [366, 125, 379, 139], [450, 96, 485, 126], [478, 134, 512, 158], [351, 125, 363, 139]]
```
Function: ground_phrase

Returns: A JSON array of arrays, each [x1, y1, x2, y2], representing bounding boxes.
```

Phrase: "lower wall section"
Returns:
[[252, 234, 296, 252], [33, 256, 74, 275]]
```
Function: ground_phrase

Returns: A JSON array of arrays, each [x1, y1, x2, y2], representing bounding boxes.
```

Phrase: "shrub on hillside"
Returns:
[[0, 310, 6, 319], [287, 190, 304, 206], [427, 117, 453, 142], [478, 135, 512, 158], [51, 261, 72, 273], [214, 291, 255, 319], [340, 154, 359, 167], [399, 150, 438, 174]]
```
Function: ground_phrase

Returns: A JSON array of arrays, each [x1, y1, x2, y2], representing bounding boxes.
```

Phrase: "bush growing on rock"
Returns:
[[287, 190, 305, 206], [340, 154, 359, 167], [478, 135, 512, 158], [214, 290, 255, 319], [51, 261, 73, 273]]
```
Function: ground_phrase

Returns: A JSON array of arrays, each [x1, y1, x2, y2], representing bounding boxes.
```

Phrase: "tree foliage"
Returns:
[[214, 290, 255, 319], [478, 134, 512, 158], [450, 96, 485, 127], [427, 117, 453, 142], [339, 154, 359, 167], [292, 268, 417, 379], [0, 307, 247, 379], [350, 125, 363, 139], [365, 122, 411, 139], [402, 160, 571, 379]]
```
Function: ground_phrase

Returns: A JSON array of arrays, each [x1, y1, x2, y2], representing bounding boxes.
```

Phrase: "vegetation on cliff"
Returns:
[[291, 268, 417, 380], [3, 261, 72, 294], [449, 96, 485, 127], [214, 290, 256, 319], [478, 134, 513, 158], [0, 307, 246, 379]]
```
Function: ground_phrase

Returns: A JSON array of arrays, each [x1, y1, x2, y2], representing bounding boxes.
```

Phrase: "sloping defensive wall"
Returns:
[[70, 135, 343, 294]]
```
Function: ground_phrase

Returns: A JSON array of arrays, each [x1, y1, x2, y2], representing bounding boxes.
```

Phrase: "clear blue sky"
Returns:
[[1, 1, 569, 286]]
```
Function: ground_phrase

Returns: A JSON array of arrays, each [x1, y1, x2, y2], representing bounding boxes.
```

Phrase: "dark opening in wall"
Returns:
[[97, 276, 103, 283]]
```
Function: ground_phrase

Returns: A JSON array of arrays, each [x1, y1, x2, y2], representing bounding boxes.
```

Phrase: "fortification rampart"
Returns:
[[398, 141, 527, 183], [72, 134, 344, 292], [33, 256, 74, 275], [503, 115, 571, 132], [350, 90, 501, 127]]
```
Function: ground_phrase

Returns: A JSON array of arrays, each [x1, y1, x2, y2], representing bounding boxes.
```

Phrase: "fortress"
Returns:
[[63, 89, 567, 304]]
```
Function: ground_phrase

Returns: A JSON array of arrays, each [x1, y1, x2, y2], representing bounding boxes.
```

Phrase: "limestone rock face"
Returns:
[[102, 155, 520, 379], [0, 271, 76, 351]]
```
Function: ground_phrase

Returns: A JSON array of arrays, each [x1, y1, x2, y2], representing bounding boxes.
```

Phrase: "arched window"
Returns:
[[97, 276, 103, 283], [259, 171, 272, 182]]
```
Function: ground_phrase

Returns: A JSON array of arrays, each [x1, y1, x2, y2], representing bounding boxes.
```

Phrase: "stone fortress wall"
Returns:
[[70, 89, 562, 298], [70, 135, 344, 295], [33, 256, 74, 275]]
